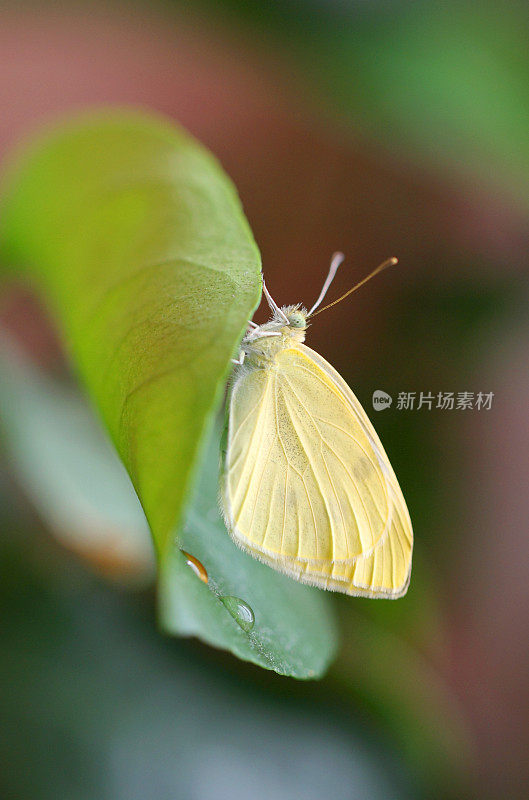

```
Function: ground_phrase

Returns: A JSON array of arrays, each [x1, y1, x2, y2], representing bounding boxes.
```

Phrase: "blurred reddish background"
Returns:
[[1, 3, 528, 798]]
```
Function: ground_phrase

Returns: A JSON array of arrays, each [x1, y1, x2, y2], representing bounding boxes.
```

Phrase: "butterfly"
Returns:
[[221, 254, 413, 598]]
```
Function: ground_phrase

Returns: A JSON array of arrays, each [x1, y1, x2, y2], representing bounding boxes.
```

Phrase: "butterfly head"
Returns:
[[282, 305, 308, 331]]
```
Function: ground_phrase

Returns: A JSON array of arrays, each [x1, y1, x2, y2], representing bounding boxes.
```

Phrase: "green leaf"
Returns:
[[0, 109, 262, 554], [0, 112, 338, 677], [0, 337, 337, 677]]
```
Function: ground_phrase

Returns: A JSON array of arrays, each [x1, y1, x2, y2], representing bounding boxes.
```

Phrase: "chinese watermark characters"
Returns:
[[372, 390, 494, 411]]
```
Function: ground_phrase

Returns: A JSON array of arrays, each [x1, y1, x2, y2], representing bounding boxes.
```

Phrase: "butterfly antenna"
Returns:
[[310, 256, 398, 317], [262, 277, 289, 322], [307, 252, 345, 316]]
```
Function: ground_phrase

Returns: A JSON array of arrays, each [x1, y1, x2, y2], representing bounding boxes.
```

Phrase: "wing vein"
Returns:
[[282, 372, 387, 554], [230, 376, 273, 524], [273, 374, 291, 555]]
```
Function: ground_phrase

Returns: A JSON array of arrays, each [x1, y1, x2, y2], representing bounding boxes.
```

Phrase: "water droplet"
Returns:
[[220, 595, 255, 632], [181, 550, 208, 584]]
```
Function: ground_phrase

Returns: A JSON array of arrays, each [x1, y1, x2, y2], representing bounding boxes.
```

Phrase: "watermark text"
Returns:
[[372, 390, 494, 411]]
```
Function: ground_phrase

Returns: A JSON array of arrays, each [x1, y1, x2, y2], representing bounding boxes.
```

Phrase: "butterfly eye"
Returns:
[[288, 312, 306, 329]]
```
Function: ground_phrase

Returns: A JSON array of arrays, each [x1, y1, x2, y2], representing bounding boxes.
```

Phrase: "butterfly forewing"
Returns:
[[223, 342, 413, 596]]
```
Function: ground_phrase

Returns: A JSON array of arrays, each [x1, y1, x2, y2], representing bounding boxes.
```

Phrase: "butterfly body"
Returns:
[[221, 258, 413, 598]]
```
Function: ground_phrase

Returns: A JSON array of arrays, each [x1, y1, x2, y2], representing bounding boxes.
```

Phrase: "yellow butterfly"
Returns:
[[221, 254, 413, 598]]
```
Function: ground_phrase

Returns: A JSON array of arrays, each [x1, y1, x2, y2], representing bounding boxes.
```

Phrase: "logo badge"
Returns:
[[372, 390, 392, 410]]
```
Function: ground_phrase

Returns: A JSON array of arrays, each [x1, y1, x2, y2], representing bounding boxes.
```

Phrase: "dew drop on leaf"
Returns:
[[220, 596, 255, 632], [181, 550, 208, 584]]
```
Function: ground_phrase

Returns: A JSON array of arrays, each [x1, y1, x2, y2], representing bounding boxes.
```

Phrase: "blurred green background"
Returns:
[[1, 1, 528, 798]]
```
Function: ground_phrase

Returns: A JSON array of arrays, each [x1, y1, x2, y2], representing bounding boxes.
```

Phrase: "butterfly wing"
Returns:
[[222, 343, 412, 597]]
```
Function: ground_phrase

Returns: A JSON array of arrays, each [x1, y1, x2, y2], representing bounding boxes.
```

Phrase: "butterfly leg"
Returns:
[[231, 349, 246, 366]]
